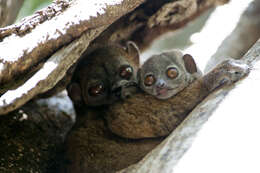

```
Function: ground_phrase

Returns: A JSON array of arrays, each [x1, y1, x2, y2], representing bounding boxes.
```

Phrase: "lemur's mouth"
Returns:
[[157, 88, 168, 95], [156, 87, 175, 97]]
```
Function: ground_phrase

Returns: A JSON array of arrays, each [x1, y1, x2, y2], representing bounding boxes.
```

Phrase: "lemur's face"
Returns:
[[67, 44, 140, 107], [139, 51, 198, 99]]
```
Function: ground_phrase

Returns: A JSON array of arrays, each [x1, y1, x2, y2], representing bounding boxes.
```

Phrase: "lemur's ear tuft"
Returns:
[[126, 41, 140, 67], [183, 54, 198, 74]]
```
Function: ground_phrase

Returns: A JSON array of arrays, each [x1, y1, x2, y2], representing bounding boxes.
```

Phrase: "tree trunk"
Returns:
[[205, 0, 260, 72]]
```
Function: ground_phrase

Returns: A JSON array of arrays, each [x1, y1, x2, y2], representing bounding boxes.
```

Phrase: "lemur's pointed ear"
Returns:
[[126, 41, 140, 67], [183, 54, 198, 74], [67, 82, 83, 105]]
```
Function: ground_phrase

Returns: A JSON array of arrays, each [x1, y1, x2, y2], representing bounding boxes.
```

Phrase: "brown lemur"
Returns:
[[63, 42, 149, 173], [66, 41, 140, 110], [105, 52, 249, 139], [64, 51, 249, 173]]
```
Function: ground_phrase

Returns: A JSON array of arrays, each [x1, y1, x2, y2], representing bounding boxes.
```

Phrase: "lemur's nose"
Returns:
[[156, 79, 166, 88]]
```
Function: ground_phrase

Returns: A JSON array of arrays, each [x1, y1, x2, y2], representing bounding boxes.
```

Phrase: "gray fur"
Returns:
[[138, 50, 202, 99]]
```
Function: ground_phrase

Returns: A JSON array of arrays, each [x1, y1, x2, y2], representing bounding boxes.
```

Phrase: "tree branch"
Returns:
[[0, 91, 75, 172], [0, 0, 68, 38], [0, 26, 105, 115], [0, 0, 144, 93], [0, 0, 24, 27], [205, 0, 260, 72]]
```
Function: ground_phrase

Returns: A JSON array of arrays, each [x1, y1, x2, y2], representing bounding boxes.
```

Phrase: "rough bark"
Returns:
[[0, 0, 144, 96], [95, 0, 229, 51], [0, 93, 74, 172], [0, 0, 24, 27], [0, 26, 106, 115], [0, 0, 227, 115], [0, 0, 68, 38]]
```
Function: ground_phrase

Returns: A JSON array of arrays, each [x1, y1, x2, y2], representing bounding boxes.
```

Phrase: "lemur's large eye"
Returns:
[[166, 67, 178, 79], [119, 65, 133, 80], [88, 83, 105, 96], [144, 74, 156, 86]]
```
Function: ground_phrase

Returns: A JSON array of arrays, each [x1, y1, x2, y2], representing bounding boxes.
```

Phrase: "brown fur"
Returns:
[[105, 60, 249, 139], [63, 109, 162, 173], [63, 59, 249, 173], [67, 43, 140, 109]]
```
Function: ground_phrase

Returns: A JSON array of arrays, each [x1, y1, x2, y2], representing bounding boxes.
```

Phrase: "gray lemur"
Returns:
[[138, 50, 202, 99], [106, 54, 249, 139], [66, 42, 140, 107]]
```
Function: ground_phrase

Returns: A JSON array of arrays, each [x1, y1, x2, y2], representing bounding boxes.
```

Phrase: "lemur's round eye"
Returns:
[[144, 74, 156, 86], [167, 67, 178, 79], [88, 83, 105, 96], [119, 65, 133, 80]]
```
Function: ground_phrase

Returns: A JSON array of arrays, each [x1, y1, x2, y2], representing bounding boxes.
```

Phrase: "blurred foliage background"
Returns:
[[16, 0, 52, 22]]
